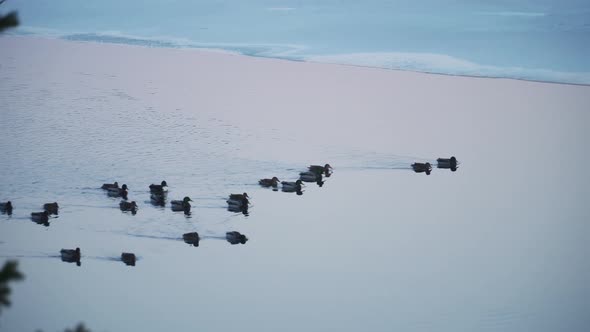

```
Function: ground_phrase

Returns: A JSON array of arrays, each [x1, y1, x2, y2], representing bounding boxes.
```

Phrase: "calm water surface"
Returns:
[[0, 40, 589, 331]]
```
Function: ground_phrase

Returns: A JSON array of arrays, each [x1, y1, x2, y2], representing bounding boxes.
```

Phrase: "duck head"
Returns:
[[114, 181, 119, 187], [121, 184, 128, 190], [161, 180, 168, 186], [183, 196, 192, 203], [240, 235, 248, 244]]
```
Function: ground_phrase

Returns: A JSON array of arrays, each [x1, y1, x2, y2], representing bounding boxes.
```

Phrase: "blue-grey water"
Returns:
[[3, 0, 590, 84], [0, 35, 589, 331]]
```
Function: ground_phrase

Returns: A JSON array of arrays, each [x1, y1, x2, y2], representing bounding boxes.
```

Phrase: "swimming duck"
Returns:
[[121, 252, 136, 266], [308, 164, 333, 176], [182, 232, 200, 247], [0, 201, 13, 215], [60, 247, 81, 266], [281, 180, 303, 192], [226, 231, 248, 245], [411, 162, 432, 175], [31, 211, 49, 223], [119, 201, 138, 214], [101, 181, 119, 190], [437, 156, 458, 172], [171, 196, 192, 213], [43, 202, 59, 215], [259, 177, 280, 188], [149, 181, 168, 194], [107, 184, 128, 199], [227, 193, 249, 207]]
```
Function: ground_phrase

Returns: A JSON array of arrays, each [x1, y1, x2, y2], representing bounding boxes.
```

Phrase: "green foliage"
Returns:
[[0, 260, 25, 315], [0, 0, 19, 33]]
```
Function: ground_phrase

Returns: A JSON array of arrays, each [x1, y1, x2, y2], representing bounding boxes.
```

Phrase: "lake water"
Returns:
[[3, 0, 590, 84], [0, 36, 589, 331]]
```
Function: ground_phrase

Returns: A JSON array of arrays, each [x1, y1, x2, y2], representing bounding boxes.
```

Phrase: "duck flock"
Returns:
[[0, 157, 458, 267]]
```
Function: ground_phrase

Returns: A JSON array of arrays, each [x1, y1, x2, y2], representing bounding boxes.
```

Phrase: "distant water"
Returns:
[[4, 0, 590, 84], [1, 32, 589, 332]]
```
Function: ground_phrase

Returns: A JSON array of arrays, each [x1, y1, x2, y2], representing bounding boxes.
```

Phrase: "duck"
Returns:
[[182, 232, 200, 247], [411, 162, 432, 175], [60, 247, 81, 266], [119, 201, 138, 214], [101, 181, 119, 190], [436, 156, 458, 172], [31, 211, 49, 223], [43, 202, 59, 215], [121, 252, 136, 266], [171, 196, 192, 213], [281, 180, 303, 192], [226, 231, 248, 245], [149, 181, 168, 194], [107, 184, 128, 199], [259, 177, 280, 188], [0, 201, 13, 215], [308, 164, 333, 176], [227, 193, 249, 207]]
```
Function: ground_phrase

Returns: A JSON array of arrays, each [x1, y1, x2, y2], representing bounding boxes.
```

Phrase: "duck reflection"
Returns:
[[227, 203, 249, 216], [107, 184, 128, 199], [282, 180, 303, 195], [300, 171, 324, 187], [150, 192, 167, 207]]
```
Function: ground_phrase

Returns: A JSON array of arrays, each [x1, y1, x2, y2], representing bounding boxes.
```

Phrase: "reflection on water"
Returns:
[[149, 193, 166, 207], [0, 47, 587, 332]]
